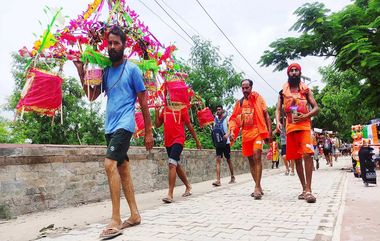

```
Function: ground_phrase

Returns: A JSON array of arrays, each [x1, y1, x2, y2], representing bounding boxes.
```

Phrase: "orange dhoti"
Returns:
[[286, 130, 314, 160]]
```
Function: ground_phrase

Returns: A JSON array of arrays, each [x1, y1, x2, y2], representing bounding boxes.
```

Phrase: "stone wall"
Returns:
[[0, 144, 271, 217]]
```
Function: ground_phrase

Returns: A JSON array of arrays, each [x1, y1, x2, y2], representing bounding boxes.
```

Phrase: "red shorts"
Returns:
[[286, 130, 314, 160], [242, 136, 263, 157]]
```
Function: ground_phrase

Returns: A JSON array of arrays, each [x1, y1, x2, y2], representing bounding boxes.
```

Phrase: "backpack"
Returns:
[[323, 139, 332, 150], [212, 116, 227, 148]]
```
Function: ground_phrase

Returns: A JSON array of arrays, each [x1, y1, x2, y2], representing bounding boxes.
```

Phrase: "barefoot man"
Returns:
[[155, 106, 201, 203]]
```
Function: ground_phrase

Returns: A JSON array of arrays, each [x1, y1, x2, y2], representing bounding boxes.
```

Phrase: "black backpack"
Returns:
[[212, 116, 227, 148]]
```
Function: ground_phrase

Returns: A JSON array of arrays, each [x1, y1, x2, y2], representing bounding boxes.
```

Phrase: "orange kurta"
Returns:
[[229, 91, 269, 145], [282, 82, 314, 159], [282, 82, 311, 134]]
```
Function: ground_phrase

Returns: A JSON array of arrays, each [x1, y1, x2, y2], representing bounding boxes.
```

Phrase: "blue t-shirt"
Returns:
[[103, 60, 145, 134]]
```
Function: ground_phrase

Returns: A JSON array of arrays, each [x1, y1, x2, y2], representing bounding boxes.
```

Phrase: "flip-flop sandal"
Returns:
[[304, 192, 316, 203], [212, 181, 221, 186], [250, 192, 262, 200], [99, 227, 122, 240], [182, 191, 192, 197], [162, 197, 174, 203], [122, 220, 141, 229], [298, 191, 306, 200]]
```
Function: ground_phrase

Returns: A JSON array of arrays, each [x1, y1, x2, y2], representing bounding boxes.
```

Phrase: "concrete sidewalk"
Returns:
[[0, 157, 378, 241], [339, 161, 380, 241]]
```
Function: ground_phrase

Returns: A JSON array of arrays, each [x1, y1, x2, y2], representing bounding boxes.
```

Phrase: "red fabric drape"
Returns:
[[165, 81, 190, 106], [134, 111, 145, 137], [197, 107, 214, 128], [16, 68, 63, 116]]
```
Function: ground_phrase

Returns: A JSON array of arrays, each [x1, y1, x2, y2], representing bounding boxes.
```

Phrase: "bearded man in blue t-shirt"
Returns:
[[74, 25, 153, 239]]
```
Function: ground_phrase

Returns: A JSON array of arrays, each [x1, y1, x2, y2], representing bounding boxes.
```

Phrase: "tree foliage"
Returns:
[[180, 37, 244, 149], [187, 36, 243, 111], [0, 117, 28, 143], [4, 53, 105, 144], [259, 0, 380, 105], [312, 65, 376, 141]]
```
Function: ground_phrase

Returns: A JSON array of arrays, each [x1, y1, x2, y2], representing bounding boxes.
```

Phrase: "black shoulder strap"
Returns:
[[279, 90, 284, 103], [103, 66, 110, 90], [239, 97, 244, 107]]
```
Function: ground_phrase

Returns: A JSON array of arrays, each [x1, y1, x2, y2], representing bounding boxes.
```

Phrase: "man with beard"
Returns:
[[275, 63, 319, 203], [74, 25, 154, 239], [229, 79, 272, 200]]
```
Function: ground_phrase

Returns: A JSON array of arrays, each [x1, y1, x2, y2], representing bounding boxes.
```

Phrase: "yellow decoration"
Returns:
[[33, 40, 42, 50], [83, 0, 102, 20]]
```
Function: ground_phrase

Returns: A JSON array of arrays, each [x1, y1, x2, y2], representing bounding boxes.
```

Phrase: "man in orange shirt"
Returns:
[[275, 63, 319, 203], [229, 79, 272, 200]]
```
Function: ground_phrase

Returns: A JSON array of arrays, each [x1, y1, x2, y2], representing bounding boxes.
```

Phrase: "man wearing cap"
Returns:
[[229, 79, 272, 200], [275, 63, 319, 203]]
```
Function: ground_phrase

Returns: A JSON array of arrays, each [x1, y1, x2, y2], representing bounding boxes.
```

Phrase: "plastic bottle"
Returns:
[[290, 105, 298, 123]]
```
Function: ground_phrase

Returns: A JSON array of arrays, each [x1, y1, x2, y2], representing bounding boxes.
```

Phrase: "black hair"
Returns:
[[216, 105, 223, 109], [108, 25, 126, 46], [241, 79, 253, 87]]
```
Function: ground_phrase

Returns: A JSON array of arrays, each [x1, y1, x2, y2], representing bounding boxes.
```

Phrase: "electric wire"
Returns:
[[160, 0, 201, 37], [137, 0, 193, 46], [194, 0, 277, 93], [153, 0, 195, 43], [140, 0, 266, 90]]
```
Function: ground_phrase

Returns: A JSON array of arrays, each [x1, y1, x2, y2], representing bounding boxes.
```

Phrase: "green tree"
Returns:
[[179, 37, 244, 149], [312, 66, 375, 141], [187, 36, 244, 111], [5, 53, 105, 144], [0, 117, 28, 143], [259, 0, 380, 106]]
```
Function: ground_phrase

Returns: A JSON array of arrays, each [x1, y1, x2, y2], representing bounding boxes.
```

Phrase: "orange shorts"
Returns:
[[286, 130, 314, 160], [242, 136, 263, 157]]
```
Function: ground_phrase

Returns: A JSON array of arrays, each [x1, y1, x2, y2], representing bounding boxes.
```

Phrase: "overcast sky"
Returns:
[[0, 0, 352, 118]]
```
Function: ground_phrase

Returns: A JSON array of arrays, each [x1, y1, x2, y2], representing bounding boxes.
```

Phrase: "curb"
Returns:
[[332, 171, 348, 241]]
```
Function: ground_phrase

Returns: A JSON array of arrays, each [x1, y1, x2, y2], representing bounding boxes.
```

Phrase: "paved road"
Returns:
[[39, 158, 352, 241]]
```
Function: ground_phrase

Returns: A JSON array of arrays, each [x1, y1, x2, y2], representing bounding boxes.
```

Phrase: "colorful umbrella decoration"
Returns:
[[17, 0, 215, 135]]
